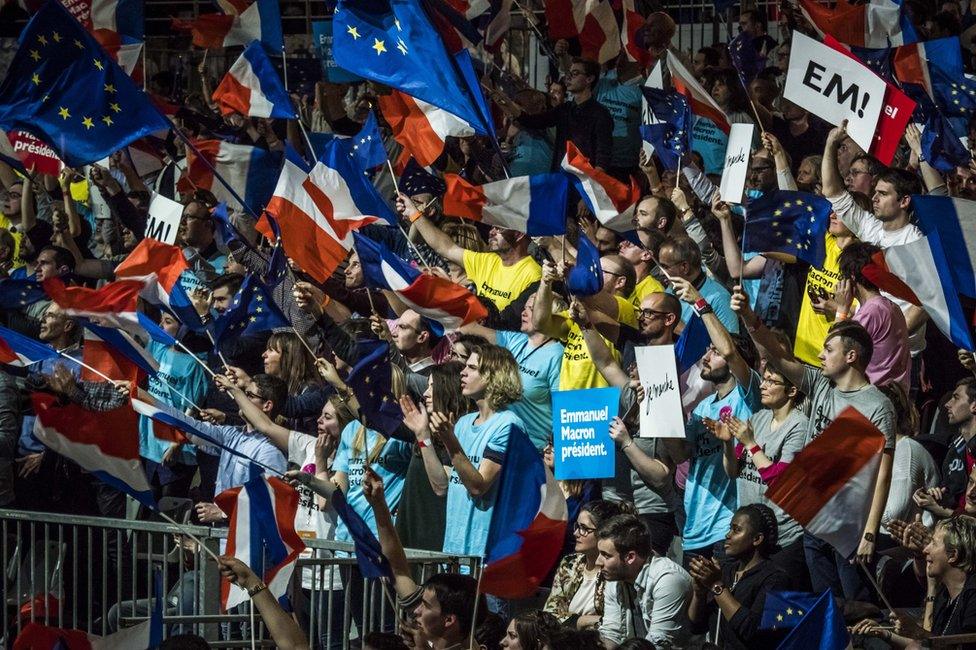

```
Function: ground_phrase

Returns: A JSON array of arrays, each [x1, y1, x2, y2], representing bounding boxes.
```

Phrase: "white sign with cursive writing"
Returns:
[[635, 345, 685, 438], [718, 123, 754, 205]]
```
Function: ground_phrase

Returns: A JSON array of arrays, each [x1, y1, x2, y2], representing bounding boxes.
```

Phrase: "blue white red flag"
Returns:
[[481, 428, 568, 598], [32, 392, 155, 509], [667, 51, 730, 134], [113, 238, 205, 331], [443, 173, 567, 236], [319, 138, 398, 225], [43, 276, 146, 335], [561, 142, 642, 232], [179, 139, 282, 217], [354, 233, 488, 329], [215, 474, 305, 611], [798, 0, 917, 48], [81, 320, 158, 379], [0, 324, 59, 368], [176, 0, 282, 50], [911, 195, 976, 298], [212, 41, 296, 119], [377, 89, 474, 168]]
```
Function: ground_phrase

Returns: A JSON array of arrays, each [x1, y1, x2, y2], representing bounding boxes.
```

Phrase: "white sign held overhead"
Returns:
[[145, 193, 184, 245], [719, 123, 754, 204], [635, 345, 685, 439], [784, 31, 886, 152]]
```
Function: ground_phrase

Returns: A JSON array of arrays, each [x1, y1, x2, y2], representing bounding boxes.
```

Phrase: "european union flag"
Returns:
[[566, 232, 603, 297], [211, 274, 290, 345], [0, 1, 169, 167], [347, 111, 388, 170], [778, 590, 850, 650], [332, 0, 493, 136], [0, 279, 45, 310], [331, 489, 393, 580], [260, 212, 288, 289], [760, 591, 820, 630], [729, 32, 766, 88], [743, 190, 831, 267], [640, 88, 690, 171], [921, 104, 971, 173], [347, 338, 403, 437]]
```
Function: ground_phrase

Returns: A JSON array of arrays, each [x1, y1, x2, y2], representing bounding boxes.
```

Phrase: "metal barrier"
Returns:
[[0, 509, 481, 649]]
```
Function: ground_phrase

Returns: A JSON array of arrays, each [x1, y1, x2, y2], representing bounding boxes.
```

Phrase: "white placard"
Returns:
[[719, 123, 754, 204], [144, 192, 183, 245], [784, 31, 886, 152], [635, 345, 685, 438]]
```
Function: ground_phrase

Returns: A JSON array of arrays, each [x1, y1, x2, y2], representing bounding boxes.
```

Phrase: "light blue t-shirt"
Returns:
[[333, 421, 412, 543], [672, 275, 740, 334], [691, 116, 728, 175], [595, 70, 643, 169], [509, 130, 554, 176], [442, 410, 523, 556], [138, 340, 209, 465], [683, 370, 762, 550], [496, 331, 562, 451]]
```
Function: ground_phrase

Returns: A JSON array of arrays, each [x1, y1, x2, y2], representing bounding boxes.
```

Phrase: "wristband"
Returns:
[[246, 581, 268, 598], [621, 441, 633, 452], [692, 298, 712, 317], [863, 532, 875, 543], [836, 311, 848, 321], [407, 209, 423, 223], [319, 294, 332, 309], [925, 595, 937, 603], [418, 438, 431, 449], [746, 320, 763, 334], [748, 444, 762, 456]]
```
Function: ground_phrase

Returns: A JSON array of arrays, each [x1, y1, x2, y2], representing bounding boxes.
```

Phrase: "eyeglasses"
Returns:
[[574, 522, 597, 536], [760, 377, 787, 386], [639, 308, 670, 320], [244, 390, 266, 401], [602, 269, 625, 278]]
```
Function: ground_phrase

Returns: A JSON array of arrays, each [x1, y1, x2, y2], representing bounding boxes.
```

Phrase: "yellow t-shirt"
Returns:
[[558, 296, 637, 390], [629, 274, 665, 308], [794, 234, 843, 366], [0, 213, 24, 269], [462, 250, 542, 312]]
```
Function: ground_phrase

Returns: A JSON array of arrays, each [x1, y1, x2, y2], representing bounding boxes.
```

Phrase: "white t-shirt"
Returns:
[[288, 431, 340, 591], [567, 570, 600, 617]]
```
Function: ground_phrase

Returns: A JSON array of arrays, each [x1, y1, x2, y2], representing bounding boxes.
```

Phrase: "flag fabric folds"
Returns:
[[566, 232, 603, 297], [177, 0, 283, 51], [43, 276, 146, 334], [180, 139, 282, 217], [561, 142, 642, 232], [675, 314, 710, 375], [319, 138, 398, 225], [742, 191, 832, 267], [32, 392, 155, 509], [911, 195, 976, 298], [728, 32, 766, 88], [766, 406, 885, 558], [354, 233, 488, 328], [0, 324, 59, 367], [481, 428, 568, 598], [113, 237, 205, 330], [346, 339, 404, 437], [0, 1, 168, 167], [442, 173, 568, 236], [378, 90, 475, 167], [331, 488, 394, 579], [620, 0, 651, 67], [211, 275, 290, 345], [332, 0, 493, 136], [759, 591, 821, 630], [777, 589, 852, 650], [544, 0, 620, 64], [215, 474, 305, 611], [798, 0, 917, 48], [640, 87, 691, 171], [0, 279, 46, 309], [212, 40, 296, 119], [667, 51, 731, 134]]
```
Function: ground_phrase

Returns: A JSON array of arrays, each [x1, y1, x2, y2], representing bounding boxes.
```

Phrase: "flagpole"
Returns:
[[468, 565, 484, 650], [386, 159, 434, 270], [173, 337, 219, 379], [858, 562, 896, 614], [279, 45, 319, 160], [249, 599, 257, 650], [204, 329, 234, 373]]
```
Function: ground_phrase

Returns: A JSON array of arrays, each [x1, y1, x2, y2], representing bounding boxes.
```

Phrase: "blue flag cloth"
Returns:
[[743, 190, 831, 267], [136, 313, 179, 348], [0, 323, 60, 366], [165, 282, 210, 334], [347, 111, 388, 169], [320, 138, 399, 225], [331, 489, 393, 579], [640, 88, 691, 172], [728, 32, 766, 88], [0, 279, 45, 309], [211, 274, 290, 345], [346, 339, 404, 437], [211, 202, 247, 251], [760, 591, 821, 630], [778, 590, 851, 650], [566, 232, 603, 297], [675, 314, 710, 374], [332, 0, 493, 136], [917, 94, 972, 173], [0, 1, 168, 167], [260, 212, 288, 289]]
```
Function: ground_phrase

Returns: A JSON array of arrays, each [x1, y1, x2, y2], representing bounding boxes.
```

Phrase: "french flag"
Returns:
[[480, 428, 568, 598], [180, 140, 281, 217], [81, 320, 157, 383], [215, 474, 305, 611], [261, 156, 377, 284], [0, 324, 59, 368], [32, 392, 155, 509], [667, 50, 731, 134], [911, 196, 976, 299], [43, 277, 147, 335], [798, 0, 917, 48], [767, 407, 885, 558], [212, 41, 296, 120], [443, 173, 568, 236], [621, 0, 652, 68], [892, 36, 963, 100], [175, 0, 283, 51], [131, 390, 190, 444], [378, 90, 475, 168], [861, 233, 975, 351], [354, 233, 488, 329], [561, 142, 642, 232], [544, 0, 620, 64], [113, 237, 205, 330]]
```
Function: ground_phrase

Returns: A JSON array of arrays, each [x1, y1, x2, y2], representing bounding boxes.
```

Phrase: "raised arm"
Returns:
[[903, 123, 947, 193], [571, 303, 629, 388], [532, 261, 570, 340], [400, 395, 450, 496], [216, 373, 292, 453], [395, 194, 464, 266], [219, 557, 310, 650], [821, 120, 848, 199], [361, 468, 418, 599], [763, 132, 797, 191], [711, 195, 765, 281], [731, 285, 807, 387], [608, 417, 673, 490]]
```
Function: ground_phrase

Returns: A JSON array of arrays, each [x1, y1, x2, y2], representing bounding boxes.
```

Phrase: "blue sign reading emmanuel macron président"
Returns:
[[552, 387, 619, 480]]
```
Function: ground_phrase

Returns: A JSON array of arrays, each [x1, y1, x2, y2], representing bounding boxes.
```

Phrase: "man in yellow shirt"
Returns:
[[620, 238, 665, 307], [533, 254, 638, 390], [398, 193, 541, 329]]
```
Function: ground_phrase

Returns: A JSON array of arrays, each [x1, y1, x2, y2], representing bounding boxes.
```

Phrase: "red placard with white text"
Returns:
[[7, 131, 62, 176]]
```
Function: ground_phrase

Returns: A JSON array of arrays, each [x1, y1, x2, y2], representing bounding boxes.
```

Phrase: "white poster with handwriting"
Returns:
[[635, 345, 685, 438], [718, 123, 754, 204]]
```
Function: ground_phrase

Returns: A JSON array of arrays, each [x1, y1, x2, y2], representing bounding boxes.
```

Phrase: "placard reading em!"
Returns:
[[552, 387, 619, 480]]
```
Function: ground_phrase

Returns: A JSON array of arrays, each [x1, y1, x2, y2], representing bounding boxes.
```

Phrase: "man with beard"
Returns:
[[401, 193, 541, 329]]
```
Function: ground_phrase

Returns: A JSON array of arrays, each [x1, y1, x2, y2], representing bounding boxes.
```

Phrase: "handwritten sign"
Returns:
[[718, 123, 754, 204], [635, 345, 685, 438], [784, 31, 886, 152], [552, 387, 619, 480], [145, 192, 183, 245]]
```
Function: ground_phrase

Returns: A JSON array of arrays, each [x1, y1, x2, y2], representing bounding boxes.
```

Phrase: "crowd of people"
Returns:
[[5, 0, 976, 648]]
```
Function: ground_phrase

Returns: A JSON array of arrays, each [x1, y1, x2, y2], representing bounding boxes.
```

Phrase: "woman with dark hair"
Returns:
[[500, 610, 560, 649], [702, 67, 753, 121], [687, 503, 791, 649], [544, 499, 626, 628]]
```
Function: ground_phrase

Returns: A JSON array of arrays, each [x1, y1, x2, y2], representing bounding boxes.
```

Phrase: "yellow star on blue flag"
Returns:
[[0, 1, 168, 167], [743, 190, 831, 267]]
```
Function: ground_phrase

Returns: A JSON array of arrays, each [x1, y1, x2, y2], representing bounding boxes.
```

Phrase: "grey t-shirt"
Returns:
[[801, 367, 896, 450], [603, 387, 677, 515], [738, 408, 808, 545]]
